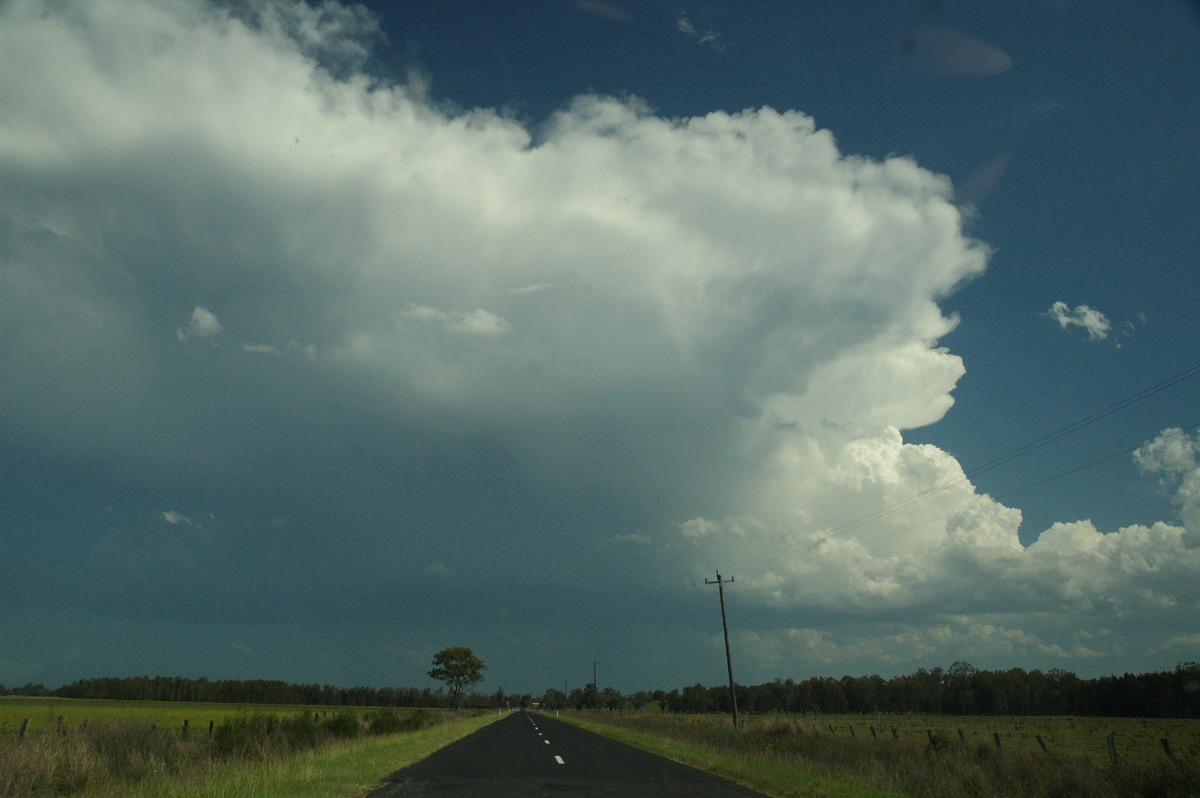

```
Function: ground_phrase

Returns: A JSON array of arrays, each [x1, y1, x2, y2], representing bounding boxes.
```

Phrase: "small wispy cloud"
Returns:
[[161, 510, 193, 526], [571, 0, 629, 23], [603, 532, 652, 546], [400, 304, 512, 338], [176, 306, 223, 341], [511, 282, 555, 295], [1044, 301, 1111, 341], [675, 13, 724, 52]]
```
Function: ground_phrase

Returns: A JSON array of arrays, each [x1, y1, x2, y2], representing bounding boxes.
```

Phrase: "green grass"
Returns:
[[739, 712, 1200, 764], [0, 697, 346, 735], [0, 697, 502, 798], [111, 711, 501, 798], [561, 712, 1200, 798], [559, 713, 906, 798]]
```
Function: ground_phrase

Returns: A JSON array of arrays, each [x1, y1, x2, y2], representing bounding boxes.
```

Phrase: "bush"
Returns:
[[322, 711, 364, 739], [367, 709, 405, 735]]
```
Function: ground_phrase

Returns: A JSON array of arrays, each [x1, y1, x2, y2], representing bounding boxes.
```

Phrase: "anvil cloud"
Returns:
[[1, 0, 1197, 691]]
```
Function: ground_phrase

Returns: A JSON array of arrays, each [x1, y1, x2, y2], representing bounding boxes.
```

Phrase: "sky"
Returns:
[[1, 0, 1198, 697]]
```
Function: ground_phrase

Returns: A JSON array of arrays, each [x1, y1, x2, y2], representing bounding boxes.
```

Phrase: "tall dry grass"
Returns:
[[0, 709, 443, 797], [1, 721, 201, 796]]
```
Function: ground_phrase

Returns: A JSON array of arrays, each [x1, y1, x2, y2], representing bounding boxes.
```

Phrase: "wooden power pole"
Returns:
[[706, 570, 739, 729]]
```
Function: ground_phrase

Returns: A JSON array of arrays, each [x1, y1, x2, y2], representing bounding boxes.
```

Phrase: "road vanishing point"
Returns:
[[365, 711, 767, 797]]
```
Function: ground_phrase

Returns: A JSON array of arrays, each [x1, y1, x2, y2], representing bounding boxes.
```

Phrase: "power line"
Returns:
[[962, 362, 1200, 483], [722, 363, 1200, 577], [760, 423, 1195, 579]]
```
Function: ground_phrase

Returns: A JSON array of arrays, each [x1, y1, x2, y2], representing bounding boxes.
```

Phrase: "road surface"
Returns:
[[365, 711, 768, 797]]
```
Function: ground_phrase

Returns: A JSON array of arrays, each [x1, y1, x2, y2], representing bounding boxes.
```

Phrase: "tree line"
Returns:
[[539, 662, 1200, 718], [0, 674, 530, 711], [4, 661, 1198, 718]]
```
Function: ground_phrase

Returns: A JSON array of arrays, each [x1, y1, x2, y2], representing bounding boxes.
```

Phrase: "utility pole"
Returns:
[[591, 661, 598, 713], [706, 570, 739, 729]]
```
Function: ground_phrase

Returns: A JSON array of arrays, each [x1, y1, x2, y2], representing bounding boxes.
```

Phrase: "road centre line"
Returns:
[[554, 755, 565, 765]]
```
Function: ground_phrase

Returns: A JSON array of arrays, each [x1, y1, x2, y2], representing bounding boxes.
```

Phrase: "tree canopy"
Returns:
[[427, 646, 487, 710]]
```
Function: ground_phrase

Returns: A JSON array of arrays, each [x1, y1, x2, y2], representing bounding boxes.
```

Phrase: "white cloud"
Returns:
[[399, 305, 512, 338], [675, 13, 724, 51], [161, 510, 193, 526], [511, 282, 555, 295], [571, 1, 630, 23], [1135, 428, 1198, 477], [176, 306, 223, 341], [1045, 301, 1111, 341], [1135, 428, 1200, 535], [1, 0, 1196, 683], [604, 533, 652, 546]]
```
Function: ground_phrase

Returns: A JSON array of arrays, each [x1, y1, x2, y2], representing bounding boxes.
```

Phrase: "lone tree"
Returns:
[[428, 646, 486, 710]]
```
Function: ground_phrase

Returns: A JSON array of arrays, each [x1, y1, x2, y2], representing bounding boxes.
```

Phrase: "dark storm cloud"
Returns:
[[2, 0, 1197, 689]]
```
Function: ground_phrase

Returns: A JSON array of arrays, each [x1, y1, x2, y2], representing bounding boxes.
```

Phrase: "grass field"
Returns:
[[562, 711, 1200, 798], [0, 696, 384, 736], [114, 711, 501, 798], [0, 697, 499, 798], [736, 712, 1200, 765], [0, 691, 415, 734]]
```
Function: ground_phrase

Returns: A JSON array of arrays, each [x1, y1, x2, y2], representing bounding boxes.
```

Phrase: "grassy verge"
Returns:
[[558, 714, 905, 798], [113, 711, 500, 798], [560, 713, 1200, 798], [0, 697, 379, 735], [0, 707, 500, 798]]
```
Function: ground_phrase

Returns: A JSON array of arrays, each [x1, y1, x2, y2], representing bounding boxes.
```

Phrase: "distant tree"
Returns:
[[540, 687, 567, 709], [428, 646, 486, 710], [627, 690, 653, 711]]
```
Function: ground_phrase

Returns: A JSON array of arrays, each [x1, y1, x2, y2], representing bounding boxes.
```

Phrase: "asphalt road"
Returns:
[[365, 711, 768, 797]]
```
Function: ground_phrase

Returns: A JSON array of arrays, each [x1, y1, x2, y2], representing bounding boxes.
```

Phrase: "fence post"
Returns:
[[18, 718, 30, 739], [182, 719, 189, 740], [891, 728, 899, 741], [957, 729, 967, 745], [870, 725, 877, 738], [209, 720, 214, 737], [848, 726, 855, 738], [1107, 733, 1118, 768], [1035, 734, 1048, 753], [56, 716, 64, 735], [993, 732, 1002, 749], [1161, 737, 1176, 763]]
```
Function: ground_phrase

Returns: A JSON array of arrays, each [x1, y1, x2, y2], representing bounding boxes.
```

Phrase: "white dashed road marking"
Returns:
[[554, 755, 565, 765]]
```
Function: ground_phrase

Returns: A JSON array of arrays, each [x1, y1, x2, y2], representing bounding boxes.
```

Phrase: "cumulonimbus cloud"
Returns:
[[0, 0, 1195, 680]]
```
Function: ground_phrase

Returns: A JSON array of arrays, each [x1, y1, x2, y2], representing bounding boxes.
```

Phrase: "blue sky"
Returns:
[[2, 0, 1198, 697]]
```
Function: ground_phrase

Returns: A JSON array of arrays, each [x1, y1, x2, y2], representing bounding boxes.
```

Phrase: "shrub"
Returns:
[[367, 709, 406, 735], [321, 711, 364, 739]]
